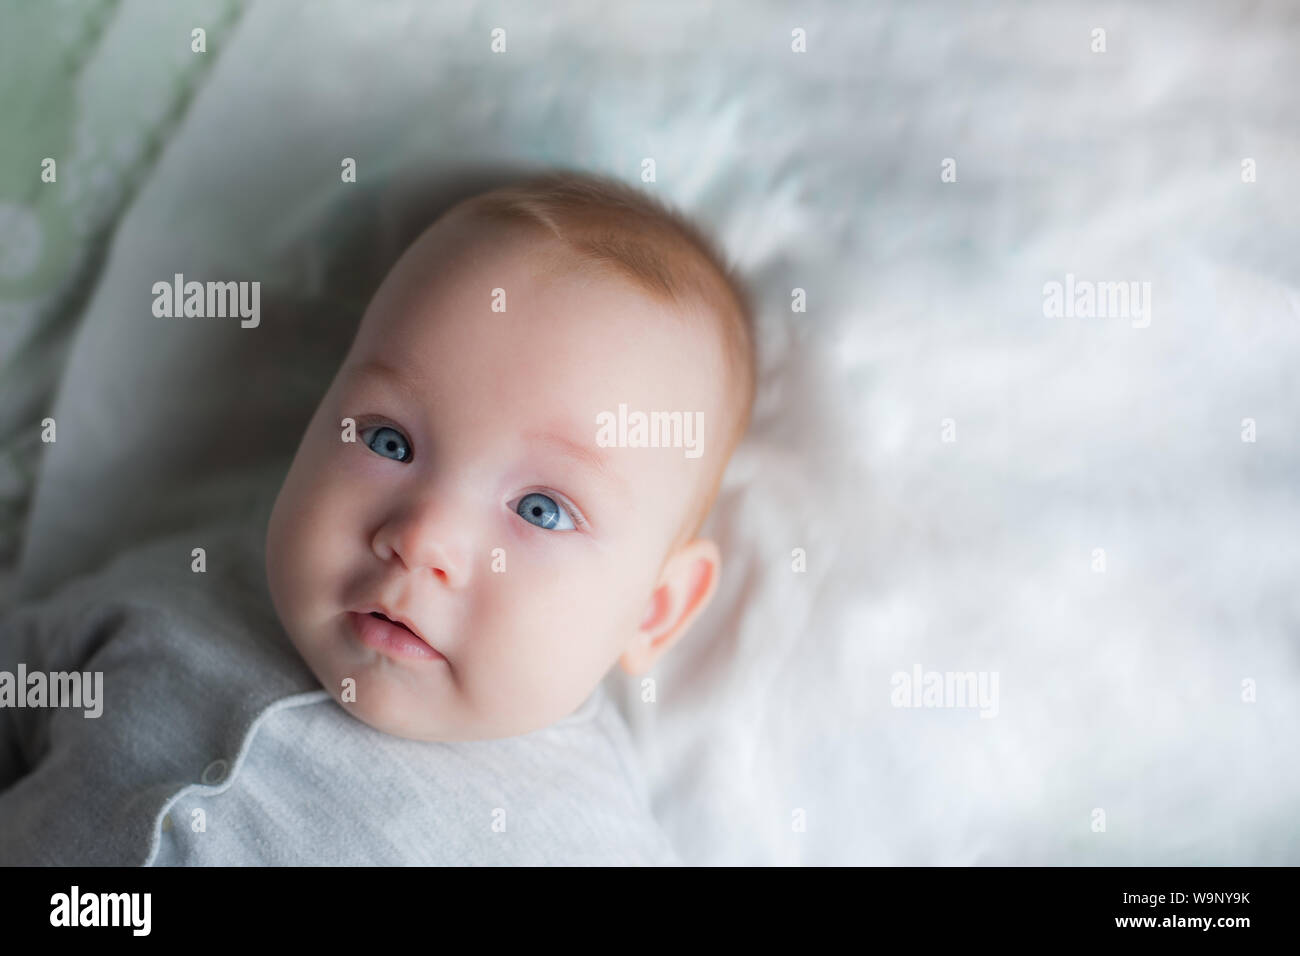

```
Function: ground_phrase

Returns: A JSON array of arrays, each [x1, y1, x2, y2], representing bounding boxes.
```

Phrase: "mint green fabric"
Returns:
[[0, 0, 245, 605]]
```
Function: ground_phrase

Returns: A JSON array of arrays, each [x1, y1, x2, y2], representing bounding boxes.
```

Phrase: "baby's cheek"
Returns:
[[476, 564, 593, 670], [270, 475, 352, 615], [266, 489, 311, 612]]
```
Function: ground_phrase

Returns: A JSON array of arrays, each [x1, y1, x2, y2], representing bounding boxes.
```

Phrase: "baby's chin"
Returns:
[[292, 638, 493, 742], [329, 661, 585, 743], [287, 631, 459, 740], [326, 665, 472, 742], [346, 697, 534, 744]]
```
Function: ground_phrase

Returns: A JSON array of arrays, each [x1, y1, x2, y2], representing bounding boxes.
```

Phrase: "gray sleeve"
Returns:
[[0, 572, 131, 792], [0, 608, 30, 790], [0, 604, 57, 789]]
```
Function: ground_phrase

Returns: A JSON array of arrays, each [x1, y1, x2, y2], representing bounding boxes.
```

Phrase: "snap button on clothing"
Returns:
[[201, 759, 229, 785]]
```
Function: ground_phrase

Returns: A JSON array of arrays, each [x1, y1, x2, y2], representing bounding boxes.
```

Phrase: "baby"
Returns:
[[266, 172, 756, 743], [0, 171, 756, 864]]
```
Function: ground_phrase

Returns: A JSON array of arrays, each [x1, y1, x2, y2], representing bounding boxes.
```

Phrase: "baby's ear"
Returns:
[[620, 538, 721, 676]]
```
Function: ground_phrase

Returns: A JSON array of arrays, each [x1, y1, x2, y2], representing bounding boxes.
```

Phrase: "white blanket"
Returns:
[[10, 0, 1300, 864]]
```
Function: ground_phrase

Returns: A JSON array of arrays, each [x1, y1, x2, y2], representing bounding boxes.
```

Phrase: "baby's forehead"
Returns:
[[369, 228, 719, 359], [355, 216, 738, 434]]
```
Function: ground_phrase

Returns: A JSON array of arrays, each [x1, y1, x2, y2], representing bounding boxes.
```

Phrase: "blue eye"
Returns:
[[516, 492, 576, 531], [363, 425, 411, 462]]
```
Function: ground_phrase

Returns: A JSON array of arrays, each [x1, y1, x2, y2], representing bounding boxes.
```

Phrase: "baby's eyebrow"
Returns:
[[347, 358, 423, 404], [526, 429, 628, 495]]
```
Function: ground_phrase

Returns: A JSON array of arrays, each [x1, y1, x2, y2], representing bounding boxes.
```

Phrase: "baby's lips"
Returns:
[[348, 606, 448, 662], [357, 604, 433, 647]]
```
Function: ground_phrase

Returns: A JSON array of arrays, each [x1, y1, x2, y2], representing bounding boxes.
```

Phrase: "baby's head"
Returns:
[[265, 171, 755, 741]]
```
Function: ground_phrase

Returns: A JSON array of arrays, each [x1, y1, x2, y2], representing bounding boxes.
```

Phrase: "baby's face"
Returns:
[[265, 216, 728, 741]]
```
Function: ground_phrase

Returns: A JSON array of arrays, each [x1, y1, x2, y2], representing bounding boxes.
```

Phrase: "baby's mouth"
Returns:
[[367, 611, 433, 648], [369, 610, 412, 633], [348, 605, 446, 661]]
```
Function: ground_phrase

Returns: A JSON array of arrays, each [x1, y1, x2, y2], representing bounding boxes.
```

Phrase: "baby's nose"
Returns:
[[372, 500, 470, 587]]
